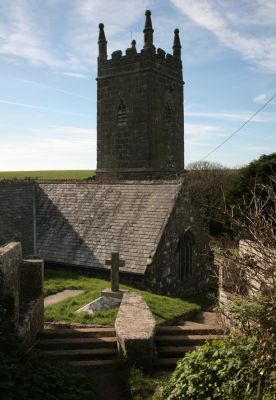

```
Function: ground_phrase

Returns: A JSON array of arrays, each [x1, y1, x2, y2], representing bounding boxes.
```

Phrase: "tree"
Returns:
[[186, 161, 236, 235], [155, 180, 276, 400], [228, 153, 276, 208]]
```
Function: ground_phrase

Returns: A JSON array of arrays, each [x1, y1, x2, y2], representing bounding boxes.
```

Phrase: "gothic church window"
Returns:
[[177, 231, 194, 281], [117, 100, 127, 126]]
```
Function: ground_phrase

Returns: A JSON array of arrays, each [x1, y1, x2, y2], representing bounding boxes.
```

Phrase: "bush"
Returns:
[[154, 334, 275, 400], [228, 153, 276, 209], [0, 350, 96, 400], [155, 180, 276, 400], [0, 295, 96, 400], [186, 161, 236, 236]]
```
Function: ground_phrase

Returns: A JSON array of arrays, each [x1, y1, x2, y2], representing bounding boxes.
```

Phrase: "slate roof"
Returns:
[[36, 182, 180, 274]]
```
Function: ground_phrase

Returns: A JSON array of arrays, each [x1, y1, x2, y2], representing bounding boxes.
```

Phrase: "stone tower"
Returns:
[[96, 10, 184, 180]]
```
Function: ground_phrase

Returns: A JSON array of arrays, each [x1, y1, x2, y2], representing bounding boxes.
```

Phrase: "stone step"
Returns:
[[157, 357, 183, 369], [156, 325, 224, 336], [41, 348, 117, 360], [157, 345, 199, 358], [69, 359, 115, 370], [36, 336, 117, 350], [156, 334, 223, 346], [39, 327, 116, 339]]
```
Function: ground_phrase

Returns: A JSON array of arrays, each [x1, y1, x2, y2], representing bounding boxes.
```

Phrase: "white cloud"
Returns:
[[186, 110, 276, 123], [171, 0, 276, 73], [0, 98, 90, 118], [0, 0, 63, 68], [253, 92, 276, 105], [253, 93, 269, 104], [0, 125, 96, 171], [67, 0, 152, 65], [250, 145, 271, 152], [17, 78, 93, 101], [0, 0, 152, 72], [57, 72, 89, 79], [185, 123, 228, 146]]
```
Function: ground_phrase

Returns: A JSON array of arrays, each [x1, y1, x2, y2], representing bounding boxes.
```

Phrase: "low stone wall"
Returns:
[[0, 242, 44, 347], [0, 242, 21, 326], [115, 292, 156, 370], [20, 258, 44, 304], [19, 258, 44, 346]]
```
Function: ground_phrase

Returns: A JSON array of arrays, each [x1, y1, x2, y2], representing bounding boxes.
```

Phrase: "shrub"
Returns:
[[228, 153, 276, 210], [0, 295, 96, 400], [154, 334, 275, 400]]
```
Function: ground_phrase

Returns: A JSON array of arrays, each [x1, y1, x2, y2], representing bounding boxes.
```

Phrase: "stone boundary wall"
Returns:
[[115, 292, 156, 370], [0, 242, 44, 346], [0, 242, 21, 325]]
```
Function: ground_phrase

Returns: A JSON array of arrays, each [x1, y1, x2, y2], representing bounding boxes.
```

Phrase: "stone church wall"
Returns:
[[145, 177, 211, 296], [0, 182, 34, 256]]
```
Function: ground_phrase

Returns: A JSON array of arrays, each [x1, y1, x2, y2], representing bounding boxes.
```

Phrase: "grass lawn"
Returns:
[[44, 268, 207, 326], [0, 170, 94, 180]]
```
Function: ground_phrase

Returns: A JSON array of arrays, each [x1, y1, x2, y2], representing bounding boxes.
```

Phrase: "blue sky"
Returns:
[[0, 0, 275, 171]]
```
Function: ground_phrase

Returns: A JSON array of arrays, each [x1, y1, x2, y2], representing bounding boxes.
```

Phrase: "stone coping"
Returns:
[[115, 292, 156, 370], [116, 293, 155, 339]]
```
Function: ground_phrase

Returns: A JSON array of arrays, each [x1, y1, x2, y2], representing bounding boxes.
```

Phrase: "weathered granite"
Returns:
[[0, 242, 44, 347], [115, 292, 156, 370], [76, 294, 122, 315], [105, 252, 125, 292], [96, 10, 184, 180], [145, 176, 212, 296], [0, 242, 21, 326]]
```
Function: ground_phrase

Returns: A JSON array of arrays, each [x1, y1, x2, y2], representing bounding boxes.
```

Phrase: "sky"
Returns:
[[0, 0, 275, 171]]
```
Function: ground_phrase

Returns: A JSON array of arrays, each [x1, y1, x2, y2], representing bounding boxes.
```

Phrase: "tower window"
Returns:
[[177, 231, 194, 281], [117, 100, 127, 126], [165, 103, 172, 124]]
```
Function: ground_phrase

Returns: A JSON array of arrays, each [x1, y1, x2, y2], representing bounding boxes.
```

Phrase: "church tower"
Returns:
[[96, 10, 184, 180]]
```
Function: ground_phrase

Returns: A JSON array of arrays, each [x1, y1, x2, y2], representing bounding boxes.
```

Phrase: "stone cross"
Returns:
[[105, 252, 125, 292]]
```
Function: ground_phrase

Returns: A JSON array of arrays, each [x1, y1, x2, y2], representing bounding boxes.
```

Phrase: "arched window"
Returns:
[[117, 100, 127, 126], [177, 231, 194, 281]]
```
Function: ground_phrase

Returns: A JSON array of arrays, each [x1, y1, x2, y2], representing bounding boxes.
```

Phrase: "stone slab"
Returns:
[[115, 292, 156, 370], [76, 295, 121, 315], [44, 290, 84, 307]]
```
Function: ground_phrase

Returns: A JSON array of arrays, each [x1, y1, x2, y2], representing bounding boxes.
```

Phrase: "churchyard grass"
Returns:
[[0, 170, 94, 180], [44, 268, 205, 326]]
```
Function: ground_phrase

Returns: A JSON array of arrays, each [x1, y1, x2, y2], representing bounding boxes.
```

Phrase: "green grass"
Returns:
[[128, 368, 163, 400], [0, 170, 95, 180], [44, 268, 206, 326]]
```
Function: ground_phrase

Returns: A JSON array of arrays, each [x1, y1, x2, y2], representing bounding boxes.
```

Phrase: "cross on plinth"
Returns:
[[105, 252, 125, 292]]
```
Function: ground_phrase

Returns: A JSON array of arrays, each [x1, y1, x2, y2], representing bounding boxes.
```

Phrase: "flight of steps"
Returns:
[[155, 323, 225, 369], [36, 326, 118, 370]]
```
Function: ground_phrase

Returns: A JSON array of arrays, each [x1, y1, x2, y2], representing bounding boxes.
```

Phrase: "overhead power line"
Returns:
[[200, 93, 276, 161]]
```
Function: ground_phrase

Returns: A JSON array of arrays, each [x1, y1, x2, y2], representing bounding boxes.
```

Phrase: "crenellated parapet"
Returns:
[[98, 11, 183, 84]]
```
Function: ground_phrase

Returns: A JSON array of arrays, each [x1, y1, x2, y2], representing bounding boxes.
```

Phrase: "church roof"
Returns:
[[36, 181, 180, 275]]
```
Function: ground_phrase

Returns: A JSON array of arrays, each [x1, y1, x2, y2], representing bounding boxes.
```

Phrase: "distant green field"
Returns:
[[0, 170, 95, 180]]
